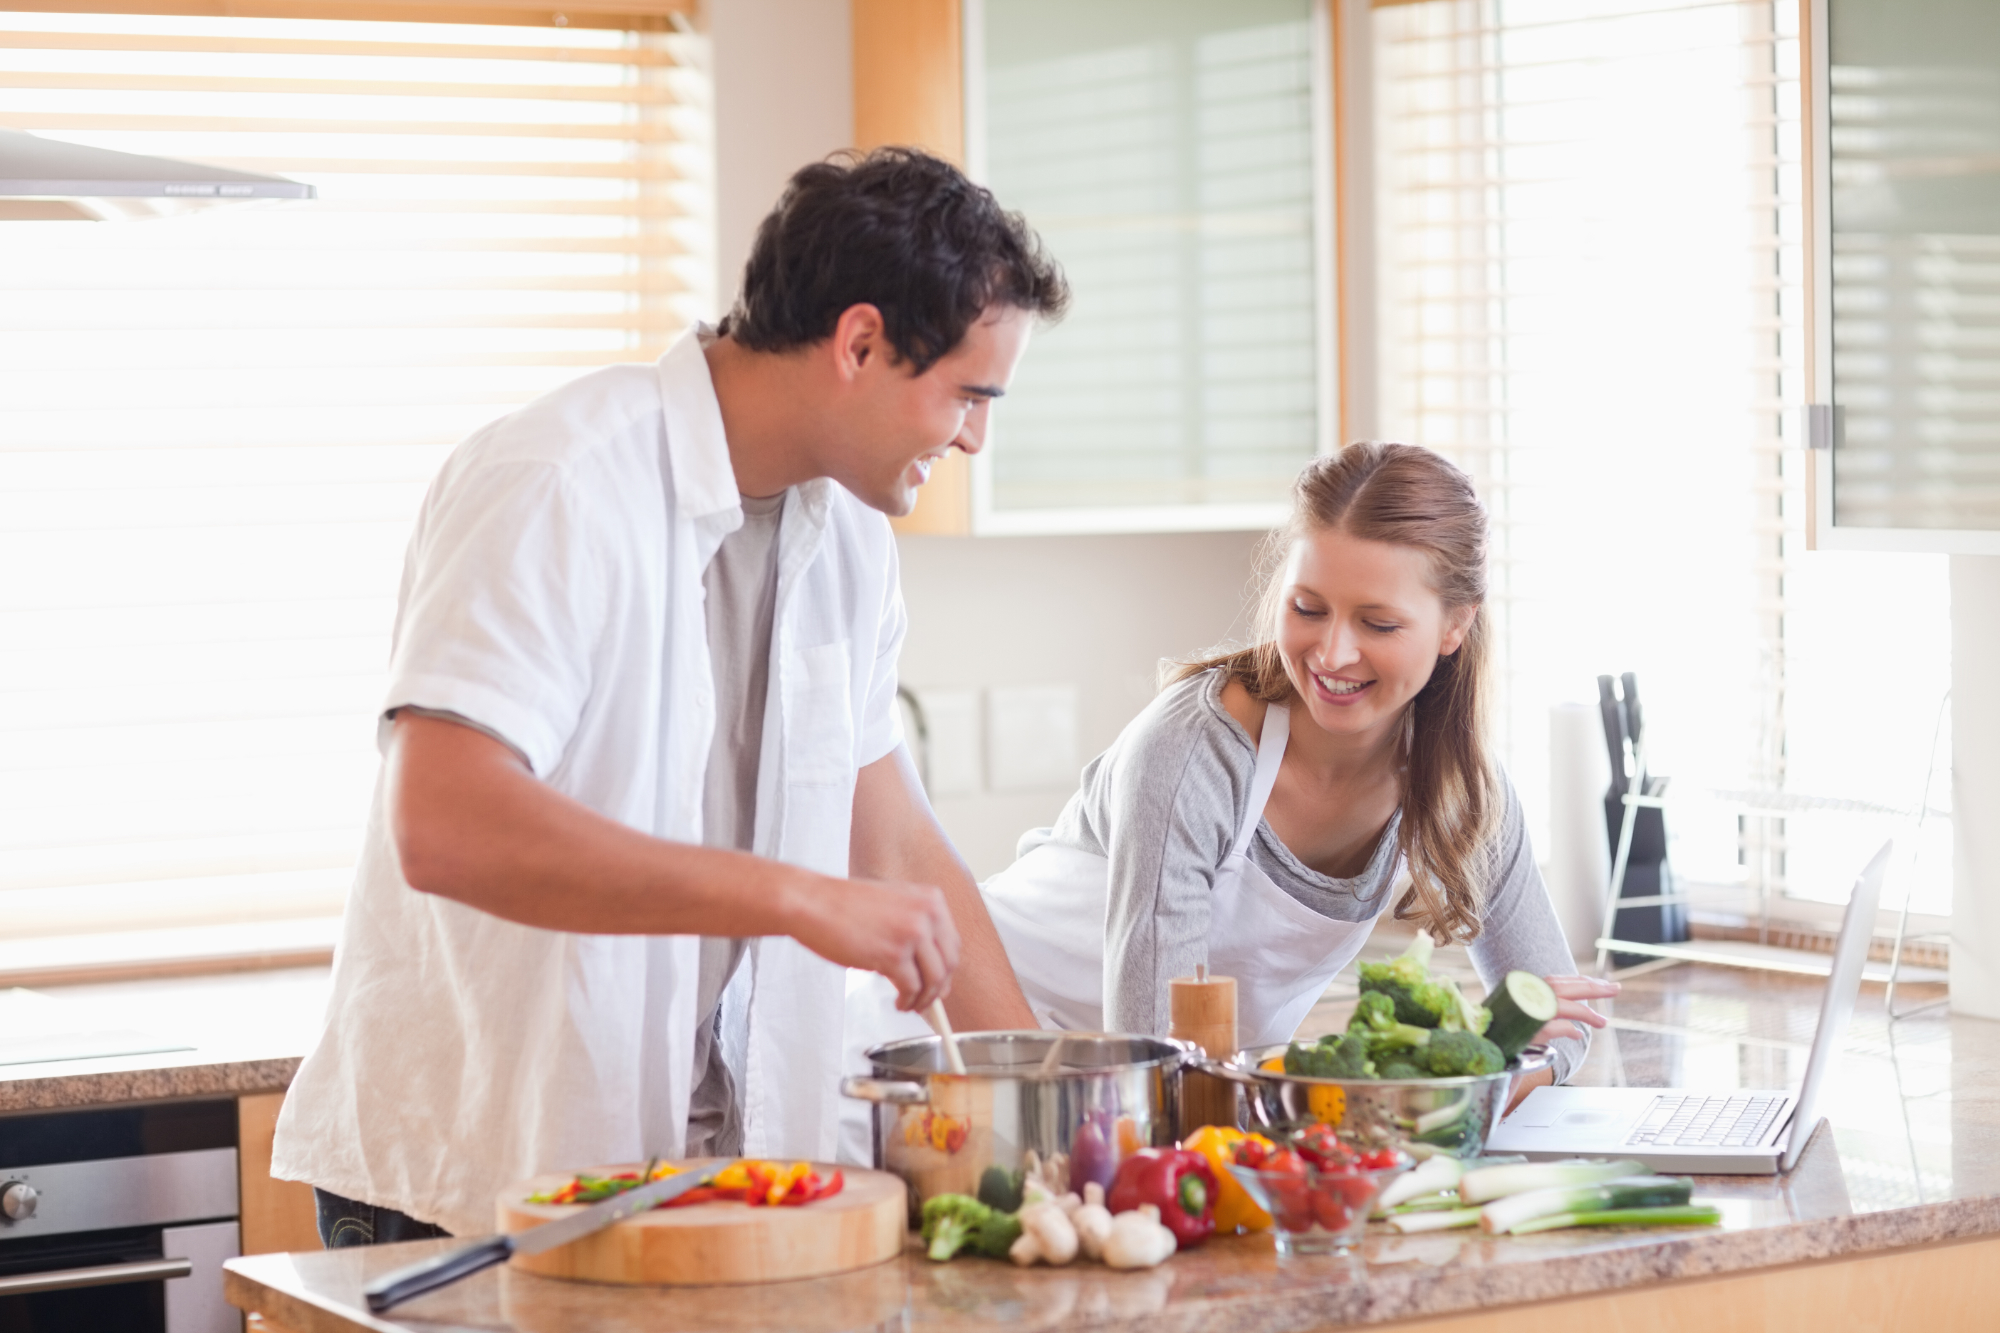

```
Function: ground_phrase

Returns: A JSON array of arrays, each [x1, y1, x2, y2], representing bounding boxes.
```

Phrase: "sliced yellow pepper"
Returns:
[[1181, 1125, 1273, 1233]]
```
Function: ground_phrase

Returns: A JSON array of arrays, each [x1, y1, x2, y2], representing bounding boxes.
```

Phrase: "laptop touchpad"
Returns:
[[1504, 1092, 1567, 1128]]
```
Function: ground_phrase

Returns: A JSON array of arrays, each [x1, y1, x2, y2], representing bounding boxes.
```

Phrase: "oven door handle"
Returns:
[[0, 1257, 193, 1296]]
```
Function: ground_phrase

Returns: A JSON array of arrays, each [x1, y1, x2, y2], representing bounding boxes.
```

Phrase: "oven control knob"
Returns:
[[1, 1182, 36, 1221]]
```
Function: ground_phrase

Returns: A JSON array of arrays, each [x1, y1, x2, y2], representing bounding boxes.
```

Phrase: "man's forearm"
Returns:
[[849, 746, 1037, 1030], [388, 712, 821, 937], [936, 874, 1038, 1031]]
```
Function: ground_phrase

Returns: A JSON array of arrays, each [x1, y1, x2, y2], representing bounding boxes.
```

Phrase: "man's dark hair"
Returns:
[[719, 148, 1068, 374]]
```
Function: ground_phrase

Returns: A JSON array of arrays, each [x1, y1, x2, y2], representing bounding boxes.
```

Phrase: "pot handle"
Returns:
[[1189, 1054, 1265, 1087], [839, 1075, 931, 1105]]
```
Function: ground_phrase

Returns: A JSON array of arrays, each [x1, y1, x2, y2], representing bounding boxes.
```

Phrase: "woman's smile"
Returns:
[[1310, 670, 1374, 702]]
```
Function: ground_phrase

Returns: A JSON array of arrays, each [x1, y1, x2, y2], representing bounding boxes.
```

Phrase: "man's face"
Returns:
[[830, 306, 1034, 516]]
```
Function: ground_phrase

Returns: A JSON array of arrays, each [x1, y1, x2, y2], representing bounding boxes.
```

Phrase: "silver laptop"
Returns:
[[1487, 839, 1891, 1175]]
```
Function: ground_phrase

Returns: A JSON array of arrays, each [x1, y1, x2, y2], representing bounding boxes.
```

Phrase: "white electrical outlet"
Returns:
[[987, 684, 1080, 792], [911, 687, 982, 797]]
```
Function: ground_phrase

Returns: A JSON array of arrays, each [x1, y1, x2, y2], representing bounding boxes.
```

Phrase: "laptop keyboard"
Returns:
[[1625, 1094, 1789, 1148]]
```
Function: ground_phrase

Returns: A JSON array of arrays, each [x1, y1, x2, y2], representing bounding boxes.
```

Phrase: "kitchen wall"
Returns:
[[709, 0, 1270, 877], [898, 532, 1263, 876]]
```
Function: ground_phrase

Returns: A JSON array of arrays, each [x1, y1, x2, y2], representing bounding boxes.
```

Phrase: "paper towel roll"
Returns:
[[1548, 701, 1614, 961]]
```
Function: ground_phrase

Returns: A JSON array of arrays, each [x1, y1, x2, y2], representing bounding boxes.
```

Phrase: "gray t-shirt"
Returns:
[[1028, 669, 1587, 1082], [685, 490, 785, 1156]]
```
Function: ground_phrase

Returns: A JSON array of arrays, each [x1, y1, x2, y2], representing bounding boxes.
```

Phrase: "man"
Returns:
[[272, 149, 1068, 1243]]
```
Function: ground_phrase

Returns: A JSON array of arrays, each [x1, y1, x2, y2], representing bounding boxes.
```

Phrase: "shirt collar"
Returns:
[[656, 322, 740, 522]]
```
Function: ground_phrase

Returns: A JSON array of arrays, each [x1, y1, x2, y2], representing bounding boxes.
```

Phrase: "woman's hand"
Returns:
[[1504, 974, 1619, 1112], [1532, 974, 1620, 1046]]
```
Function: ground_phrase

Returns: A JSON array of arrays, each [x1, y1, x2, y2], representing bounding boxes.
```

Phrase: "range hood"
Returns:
[[0, 129, 315, 221]]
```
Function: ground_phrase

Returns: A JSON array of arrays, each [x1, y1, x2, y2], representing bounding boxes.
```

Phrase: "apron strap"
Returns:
[[1230, 703, 1290, 859]]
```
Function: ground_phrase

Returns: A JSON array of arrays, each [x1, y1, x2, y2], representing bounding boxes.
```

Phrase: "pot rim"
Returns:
[[863, 1029, 1197, 1078]]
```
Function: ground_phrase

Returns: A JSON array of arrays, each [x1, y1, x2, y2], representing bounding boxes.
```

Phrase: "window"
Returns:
[[1362, 0, 1950, 917], [0, 8, 712, 953], [968, 0, 1331, 532]]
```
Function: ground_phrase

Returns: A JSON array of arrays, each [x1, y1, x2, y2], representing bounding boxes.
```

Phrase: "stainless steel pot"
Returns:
[[1196, 1043, 1554, 1159], [841, 1031, 1193, 1224]]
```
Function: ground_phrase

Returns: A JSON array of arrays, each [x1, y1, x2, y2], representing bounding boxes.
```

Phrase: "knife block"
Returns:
[[1170, 971, 1240, 1136]]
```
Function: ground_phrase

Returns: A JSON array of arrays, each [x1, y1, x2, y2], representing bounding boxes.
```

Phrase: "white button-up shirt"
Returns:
[[272, 327, 906, 1235]]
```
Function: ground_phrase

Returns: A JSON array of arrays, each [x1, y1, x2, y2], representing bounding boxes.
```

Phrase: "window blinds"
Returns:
[[976, 0, 1326, 524], [1368, 0, 1950, 913], [0, 9, 712, 942], [1369, 0, 1794, 889]]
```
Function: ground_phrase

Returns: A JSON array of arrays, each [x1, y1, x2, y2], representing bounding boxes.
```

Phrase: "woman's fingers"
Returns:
[[1529, 973, 1618, 1045], [1546, 974, 1621, 1000], [1532, 1019, 1589, 1046]]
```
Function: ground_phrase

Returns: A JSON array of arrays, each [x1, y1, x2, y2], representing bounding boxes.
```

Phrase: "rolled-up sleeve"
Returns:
[[384, 456, 610, 779]]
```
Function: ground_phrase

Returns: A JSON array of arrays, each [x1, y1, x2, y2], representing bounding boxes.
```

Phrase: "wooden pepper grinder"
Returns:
[[1171, 964, 1240, 1136]]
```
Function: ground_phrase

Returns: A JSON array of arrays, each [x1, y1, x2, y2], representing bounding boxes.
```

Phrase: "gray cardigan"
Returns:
[[1018, 669, 1587, 1081]]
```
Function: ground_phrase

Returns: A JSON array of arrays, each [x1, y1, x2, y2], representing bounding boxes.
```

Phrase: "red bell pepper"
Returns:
[[1107, 1148, 1216, 1248]]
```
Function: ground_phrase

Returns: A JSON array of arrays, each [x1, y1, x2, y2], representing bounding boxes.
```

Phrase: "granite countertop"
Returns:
[[225, 964, 2000, 1332], [0, 965, 330, 1113]]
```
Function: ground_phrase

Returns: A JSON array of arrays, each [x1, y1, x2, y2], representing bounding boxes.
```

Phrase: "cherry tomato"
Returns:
[[1359, 1148, 1403, 1171], [1309, 1185, 1354, 1232], [1268, 1176, 1315, 1231], [1233, 1138, 1272, 1169]]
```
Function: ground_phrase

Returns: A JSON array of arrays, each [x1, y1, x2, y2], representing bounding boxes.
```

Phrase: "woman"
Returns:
[[839, 445, 1609, 1164], [980, 443, 1613, 1092]]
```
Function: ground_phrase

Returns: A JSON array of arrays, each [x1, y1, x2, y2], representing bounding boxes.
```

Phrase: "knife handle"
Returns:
[[363, 1234, 513, 1313]]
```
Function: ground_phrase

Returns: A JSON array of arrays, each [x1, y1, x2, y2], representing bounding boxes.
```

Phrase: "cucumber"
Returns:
[[1485, 971, 1558, 1060]]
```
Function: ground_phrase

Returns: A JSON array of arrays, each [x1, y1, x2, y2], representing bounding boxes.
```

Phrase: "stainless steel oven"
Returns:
[[0, 1099, 241, 1333]]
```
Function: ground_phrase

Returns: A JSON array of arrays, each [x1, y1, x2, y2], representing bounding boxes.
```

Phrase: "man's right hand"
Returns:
[[785, 876, 961, 1014]]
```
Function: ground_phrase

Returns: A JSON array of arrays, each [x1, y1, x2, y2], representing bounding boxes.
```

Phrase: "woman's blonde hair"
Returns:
[[1171, 442, 1498, 942]]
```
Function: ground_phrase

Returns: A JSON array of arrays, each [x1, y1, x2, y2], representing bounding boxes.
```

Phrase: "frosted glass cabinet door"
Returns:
[[971, 0, 1329, 533], [1819, 0, 2000, 546]]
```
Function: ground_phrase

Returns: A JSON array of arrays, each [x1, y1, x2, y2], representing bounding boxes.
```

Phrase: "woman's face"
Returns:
[[1276, 526, 1475, 745]]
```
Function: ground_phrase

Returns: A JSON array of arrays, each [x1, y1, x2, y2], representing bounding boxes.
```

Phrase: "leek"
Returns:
[[1375, 1154, 1465, 1212], [1509, 1205, 1722, 1235], [1388, 1194, 1466, 1214], [1388, 1207, 1483, 1233], [1458, 1158, 1645, 1205], [1480, 1176, 1693, 1235]]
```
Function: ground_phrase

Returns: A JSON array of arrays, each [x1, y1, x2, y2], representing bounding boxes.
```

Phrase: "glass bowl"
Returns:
[[1226, 1157, 1410, 1257]]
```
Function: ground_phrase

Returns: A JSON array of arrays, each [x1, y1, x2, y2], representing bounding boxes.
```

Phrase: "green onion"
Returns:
[[1508, 1205, 1722, 1235], [1388, 1193, 1466, 1214], [1458, 1158, 1645, 1205], [1376, 1154, 1465, 1211], [1388, 1207, 1484, 1233], [1480, 1176, 1694, 1234]]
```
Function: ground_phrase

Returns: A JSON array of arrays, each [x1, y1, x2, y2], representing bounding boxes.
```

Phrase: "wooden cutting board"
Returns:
[[497, 1162, 907, 1286]]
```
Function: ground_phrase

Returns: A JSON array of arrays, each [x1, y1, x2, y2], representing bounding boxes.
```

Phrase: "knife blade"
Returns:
[[362, 1163, 727, 1313]]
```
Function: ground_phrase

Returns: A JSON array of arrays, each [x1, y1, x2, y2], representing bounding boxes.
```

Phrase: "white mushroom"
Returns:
[[1008, 1200, 1081, 1267], [1101, 1203, 1177, 1270], [1071, 1182, 1114, 1261]]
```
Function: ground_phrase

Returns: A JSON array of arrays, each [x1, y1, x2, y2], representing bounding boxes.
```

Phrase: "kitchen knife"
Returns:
[[362, 1163, 729, 1313]]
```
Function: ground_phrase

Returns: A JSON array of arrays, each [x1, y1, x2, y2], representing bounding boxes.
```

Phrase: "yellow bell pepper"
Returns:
[[1181, 1125, 1274, 1233]]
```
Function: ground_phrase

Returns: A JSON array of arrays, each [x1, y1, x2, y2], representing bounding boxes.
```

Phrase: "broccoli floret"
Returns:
[[1284, 1031, 1377, 1079], [1422, 1030, 1506, 1078], [1349, 991, 1397, 1030], [1357, 935, 1496, 1034], [1377, 1060, 1427, 1080], [1421, 976, 1493, 1035], [1349, 988, 1434, 1057], [920, 1193, 1022, 1261], [1356, 932, 1434, 992]]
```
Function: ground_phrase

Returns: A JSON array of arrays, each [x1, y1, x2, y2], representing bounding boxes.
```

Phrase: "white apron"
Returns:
[[984, 702, 1389, 1049]]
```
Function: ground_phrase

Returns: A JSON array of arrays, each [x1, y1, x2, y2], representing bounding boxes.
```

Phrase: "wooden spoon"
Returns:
[[924, 1000, 968, 1075]]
